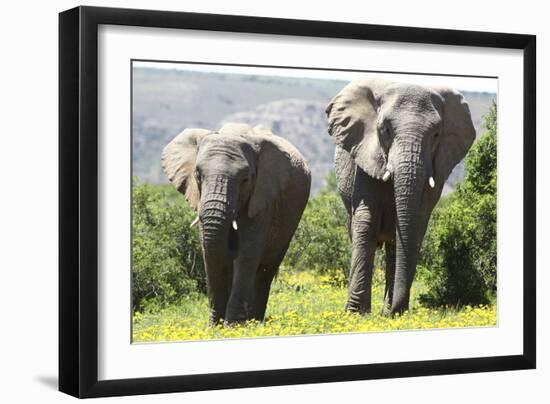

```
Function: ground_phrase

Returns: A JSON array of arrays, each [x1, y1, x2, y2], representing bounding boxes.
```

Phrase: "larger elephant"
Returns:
[[326, 78, 475, 315], [162, 123, 311, 324]]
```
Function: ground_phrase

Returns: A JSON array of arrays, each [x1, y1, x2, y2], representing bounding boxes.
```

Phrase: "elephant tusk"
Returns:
[[232, 220, 238, 230], [429, 176, 435, 188], [190, 216, 200, 227], [382, 170, 391, 182]]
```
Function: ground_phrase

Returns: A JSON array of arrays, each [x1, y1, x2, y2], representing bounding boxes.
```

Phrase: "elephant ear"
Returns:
[[326, 79, 389, 179], [247, 135, 292, 218], [432, 87, 476, 183], [161, 128, 213, 210]]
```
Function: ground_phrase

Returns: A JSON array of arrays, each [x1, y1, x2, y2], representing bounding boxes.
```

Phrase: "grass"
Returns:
[[132, 268, 497, 342]]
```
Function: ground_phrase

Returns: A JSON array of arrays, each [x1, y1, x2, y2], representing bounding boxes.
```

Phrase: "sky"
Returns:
[[134, 61, 497, 94]]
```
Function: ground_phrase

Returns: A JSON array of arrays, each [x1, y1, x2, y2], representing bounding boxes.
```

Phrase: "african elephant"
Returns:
[[162, 123, 311, 324], [326, 78, 475, 315]]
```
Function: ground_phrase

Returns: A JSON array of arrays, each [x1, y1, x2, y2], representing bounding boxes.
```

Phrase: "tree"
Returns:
[[132, 180, 206, 312], [418, 101, 497, 307], [282, 172, 351, 283], [462, 100, 497, 196], [322, 171, 338, 194]]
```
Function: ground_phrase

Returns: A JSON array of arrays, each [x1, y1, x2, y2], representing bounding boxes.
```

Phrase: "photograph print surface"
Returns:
[[131, 61, 497, 343]]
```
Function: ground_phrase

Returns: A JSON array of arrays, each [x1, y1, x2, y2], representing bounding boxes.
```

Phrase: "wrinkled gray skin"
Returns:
[[162, 123, 311, 325], [326, 79, 475, 315]]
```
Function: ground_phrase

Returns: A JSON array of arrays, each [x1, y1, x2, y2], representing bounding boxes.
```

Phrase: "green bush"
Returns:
[[282, 172, 390, 284], [132, 180, 205, 312], [418, 101, 497, 307], [282, 178, 351, 284]]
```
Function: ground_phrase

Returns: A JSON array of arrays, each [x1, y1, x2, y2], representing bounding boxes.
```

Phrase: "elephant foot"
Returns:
[[224, 313, 258, 327], [225, 300, 256, 325], [345, 302, 371, 315], [223, 319, 247, 327], [208, 319, 224, 328], [383, 304, 409, 317], [381, 306, 393, 317], [208, 311, 225, 327], [223, 310, 251, 326], [250, 310, 267, 323], [381, 299, 394, 316]]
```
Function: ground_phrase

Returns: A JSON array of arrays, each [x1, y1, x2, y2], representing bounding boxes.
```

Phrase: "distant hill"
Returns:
[[220, 99, 333, 193], [132, 67, 495, 194]]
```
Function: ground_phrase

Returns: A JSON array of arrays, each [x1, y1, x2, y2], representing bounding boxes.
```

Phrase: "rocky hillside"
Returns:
[[220, 99, 332, 193], [133, 67, 495, 194]]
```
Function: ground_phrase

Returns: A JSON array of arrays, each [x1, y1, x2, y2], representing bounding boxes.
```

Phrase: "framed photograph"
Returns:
[[59, 6, 536, 398]]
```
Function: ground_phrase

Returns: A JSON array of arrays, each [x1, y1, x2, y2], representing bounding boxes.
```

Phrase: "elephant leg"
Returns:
[[346, 204, 378, 314], [225, 252, 262, 324], [226, 263, 234, 300], [253, 267, 277, 322], [225, 218, 269, 324], [254, 245, 289, 321], [205, 262, 230, 326], [383, 241, 396, 315]]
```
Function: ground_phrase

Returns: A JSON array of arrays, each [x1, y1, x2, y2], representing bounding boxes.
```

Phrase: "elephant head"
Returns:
[[326, 78, 475, 313], [161, 123, 294, 323]]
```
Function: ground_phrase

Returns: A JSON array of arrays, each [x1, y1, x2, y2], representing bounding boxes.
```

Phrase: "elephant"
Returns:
[[325, 78, 475, 315], [162, 122, 311, 325]]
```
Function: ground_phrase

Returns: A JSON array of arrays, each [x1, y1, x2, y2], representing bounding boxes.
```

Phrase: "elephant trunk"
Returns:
[[199, 175, 238, 255], [391, 140, 426, 314], [198, 175, 238, 323]]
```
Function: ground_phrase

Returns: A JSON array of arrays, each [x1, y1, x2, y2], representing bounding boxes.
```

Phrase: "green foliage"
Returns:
[[323, 171, 338, 194], [132, 180, 205, 312], [418, 100, 497, 307], [462, 100, 497, 196], [282, 175, 351, 283]]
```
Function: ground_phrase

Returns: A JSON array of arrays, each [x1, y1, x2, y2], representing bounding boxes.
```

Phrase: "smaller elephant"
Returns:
[[162, 123, 311, 324]]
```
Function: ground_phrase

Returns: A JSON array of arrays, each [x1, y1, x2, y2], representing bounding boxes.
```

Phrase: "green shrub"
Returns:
[[132, 180, 205, 312], [282, 178, 351, 283], [418, 101, 497, 307], [282, 172, 391, 285]]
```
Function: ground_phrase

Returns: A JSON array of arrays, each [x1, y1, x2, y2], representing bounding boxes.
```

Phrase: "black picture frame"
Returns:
[[59, 5, 536, 398]]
